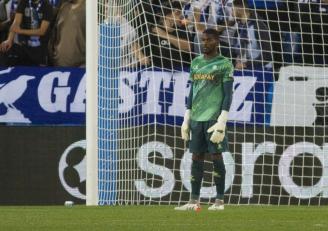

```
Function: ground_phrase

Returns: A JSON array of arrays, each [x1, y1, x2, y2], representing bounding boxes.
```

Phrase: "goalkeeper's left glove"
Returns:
[[207, 110, 229, 143]]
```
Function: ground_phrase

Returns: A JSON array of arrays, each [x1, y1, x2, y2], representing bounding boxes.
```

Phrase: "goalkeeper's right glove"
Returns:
[[181, 109, 191, 141], [207, 110, 229, 143]]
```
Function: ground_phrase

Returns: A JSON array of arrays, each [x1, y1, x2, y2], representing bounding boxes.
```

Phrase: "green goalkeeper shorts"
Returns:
[[189, 120, 229, 154]]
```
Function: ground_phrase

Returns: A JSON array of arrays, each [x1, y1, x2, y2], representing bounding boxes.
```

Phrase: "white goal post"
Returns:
[[86, 0, 98, 205], [87, 0, 328, 206]]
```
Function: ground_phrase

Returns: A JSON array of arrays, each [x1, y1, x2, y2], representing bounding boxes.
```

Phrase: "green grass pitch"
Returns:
[[0, 205, 327, 231]]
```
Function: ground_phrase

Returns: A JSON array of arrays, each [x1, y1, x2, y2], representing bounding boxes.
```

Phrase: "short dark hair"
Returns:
[[203, 28, 220, 39], [162, 1, 183, 16]]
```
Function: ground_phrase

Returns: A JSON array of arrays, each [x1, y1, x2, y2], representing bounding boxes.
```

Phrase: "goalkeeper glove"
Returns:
[[207, 110, 229, 144], [181, 109, 191, 141]]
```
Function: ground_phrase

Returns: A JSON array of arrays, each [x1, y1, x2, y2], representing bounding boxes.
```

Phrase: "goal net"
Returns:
[[87, 0, 328, 206]]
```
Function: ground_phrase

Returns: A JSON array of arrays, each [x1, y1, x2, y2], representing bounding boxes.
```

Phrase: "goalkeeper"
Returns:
[[175, 28, 234, 211]]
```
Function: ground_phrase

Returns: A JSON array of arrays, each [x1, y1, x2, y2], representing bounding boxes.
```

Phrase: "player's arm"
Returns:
[[11, 3, 53, 37], [152, 26, 191, 52], [166, 33, 191, 52], [131, 41, 150, 66], [187, 82, 193, 110], [0, 13, 22, 52], [221, 80, 233, 112], [12, 20, 50, 36], [207, 63, 234, 143]]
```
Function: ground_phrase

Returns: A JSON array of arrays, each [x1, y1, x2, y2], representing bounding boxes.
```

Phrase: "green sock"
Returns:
[[213, 158, 226, 200], [191, 159, 204, 200]]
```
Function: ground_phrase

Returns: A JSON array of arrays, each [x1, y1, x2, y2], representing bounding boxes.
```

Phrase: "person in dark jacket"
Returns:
[[232, 0, 272, 69]]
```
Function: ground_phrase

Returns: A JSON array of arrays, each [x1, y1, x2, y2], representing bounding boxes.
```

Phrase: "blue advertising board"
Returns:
[[119, 67, 274, 126], [248, 0, 283, 9], [0, 66, 274, 126], [0, 67, 85, 125]]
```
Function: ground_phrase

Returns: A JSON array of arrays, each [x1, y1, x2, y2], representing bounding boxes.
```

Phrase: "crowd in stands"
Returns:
[[124, 0, 328, 72], [0, 0, 327, 70], [0, 0, 85, 67]]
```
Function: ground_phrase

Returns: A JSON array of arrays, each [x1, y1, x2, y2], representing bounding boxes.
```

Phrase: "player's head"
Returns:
[[161, 1, 184, 28], [202, 28, 220, 55]]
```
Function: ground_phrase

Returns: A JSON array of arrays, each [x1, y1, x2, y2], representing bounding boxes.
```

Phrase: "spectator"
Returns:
[[120, 9, 150, 67], [215, 0, 237, 59], [0, 0, 12, 42], [258, 1, 300, 68], [165, 1, 186, 27], [102, 0, 149, 68], [191, 0, 237, 58], [147, 1, 193, 70], [0, 0, 53, 66], [151, 0, 170, 14], [232, 0, 272, 69], [48, 0, 66, 20], [48, 0, 62, 7], [48, 0, 86, 67], [9, 0, 18, 18], [145, 1, 188, 28]]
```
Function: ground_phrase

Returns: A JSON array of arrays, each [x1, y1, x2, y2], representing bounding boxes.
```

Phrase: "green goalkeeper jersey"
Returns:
[[190, 54, 234, 121]]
